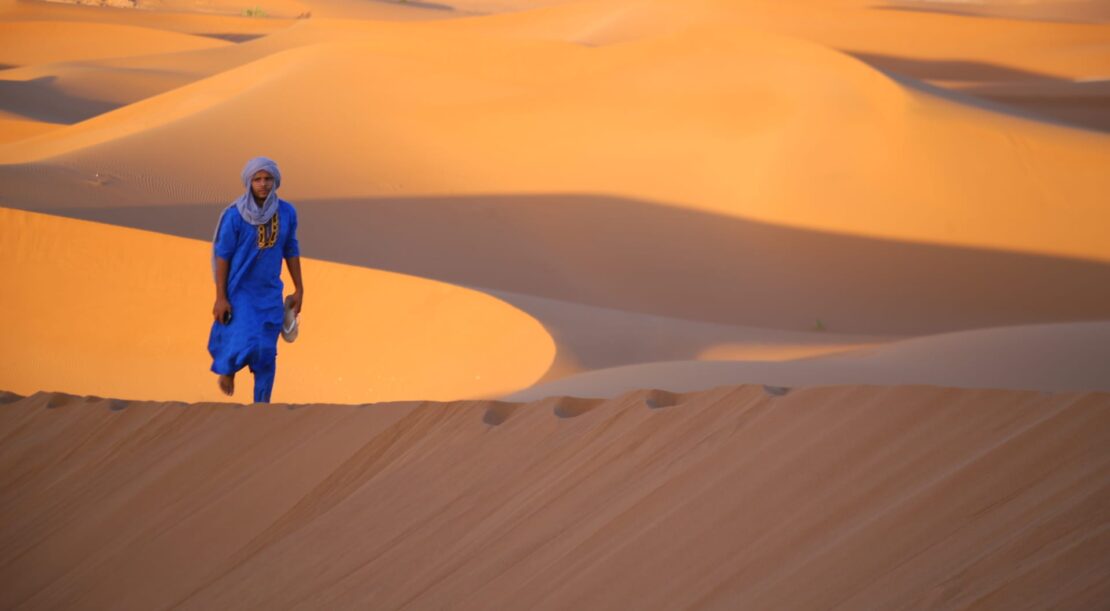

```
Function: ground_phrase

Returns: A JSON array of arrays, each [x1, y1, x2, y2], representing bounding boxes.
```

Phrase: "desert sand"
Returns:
[[2, 386, 1108, 609], [1, 0, 1109, 607]]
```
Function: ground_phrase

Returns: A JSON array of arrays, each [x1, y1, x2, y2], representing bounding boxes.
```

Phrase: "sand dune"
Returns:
[[1, 385, 1107, 609], [884, 0, 1110, 23], [0, 207, 554, 403], [507, 321, 1110, 401], [3, 0, 1109, 606], [30, 194, 1110, 336], [0, 0, 294, 35], [0, 115, 58, 144], [0, 20, 228, 66], [487, 289, 887, 383], [2, 16, 1108, 262]]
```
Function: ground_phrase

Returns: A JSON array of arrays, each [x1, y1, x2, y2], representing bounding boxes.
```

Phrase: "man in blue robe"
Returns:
[[209, 157, 303, 403]]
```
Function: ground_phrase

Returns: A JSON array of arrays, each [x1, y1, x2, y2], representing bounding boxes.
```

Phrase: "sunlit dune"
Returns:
[[0, 0, 295, 34], [2, 12, 1108, 263], [0, 20, 228, 66], [0, 207, 554, 403], [0, 116, 58, 144], [696, 342, 877, 361]]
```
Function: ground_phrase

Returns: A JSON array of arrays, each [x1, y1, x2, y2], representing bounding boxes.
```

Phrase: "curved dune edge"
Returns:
[[507, 321, 1110, 401], [0, 206, 555, 403], [0, 384, 1106, 609]]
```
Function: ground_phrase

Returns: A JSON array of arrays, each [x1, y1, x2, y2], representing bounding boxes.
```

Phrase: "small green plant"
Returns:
[[242, 5, 267, 17], [814, 318, 827, 332]]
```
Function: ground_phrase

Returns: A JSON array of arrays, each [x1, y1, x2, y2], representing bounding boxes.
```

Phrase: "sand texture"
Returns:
[[2, 0, 1109, 606], [2, 385, 1108, 610]]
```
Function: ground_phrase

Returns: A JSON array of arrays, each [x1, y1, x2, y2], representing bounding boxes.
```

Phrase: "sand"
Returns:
[[1, 385, 1108, 609], [0, 207, 554, 403], [2, 0, 1109, 606]]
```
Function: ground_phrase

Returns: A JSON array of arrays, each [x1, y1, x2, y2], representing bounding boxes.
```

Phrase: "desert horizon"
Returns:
[[2, 0, 1108, 608]]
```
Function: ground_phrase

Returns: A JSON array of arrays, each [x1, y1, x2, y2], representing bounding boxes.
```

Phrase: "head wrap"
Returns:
[[211, 157, 283, 279], [234, 156, 282, 226]]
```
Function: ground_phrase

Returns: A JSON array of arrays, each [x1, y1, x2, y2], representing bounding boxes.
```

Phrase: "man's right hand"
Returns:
[[213, 298, 232, 324]]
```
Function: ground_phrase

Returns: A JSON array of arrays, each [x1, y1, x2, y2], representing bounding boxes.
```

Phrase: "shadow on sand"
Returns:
[[32, 193, 1110, 335], [0, 76, 121, 124], [848, 52, 1110, 132]]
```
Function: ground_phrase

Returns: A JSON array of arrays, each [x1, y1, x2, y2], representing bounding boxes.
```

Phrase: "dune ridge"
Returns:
[[0, 206, 555, 403], [1, 384, 1107, 609]]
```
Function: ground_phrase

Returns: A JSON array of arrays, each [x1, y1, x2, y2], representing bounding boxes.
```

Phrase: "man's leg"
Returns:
[[252, 362, 275, 403], [251, 332, 279, 403]]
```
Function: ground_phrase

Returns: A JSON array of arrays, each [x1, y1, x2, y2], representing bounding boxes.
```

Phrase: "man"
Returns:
[[209, 157, 303, 403]]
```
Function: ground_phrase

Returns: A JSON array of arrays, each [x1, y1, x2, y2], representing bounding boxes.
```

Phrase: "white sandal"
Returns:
[[281, 296, 299, 343]]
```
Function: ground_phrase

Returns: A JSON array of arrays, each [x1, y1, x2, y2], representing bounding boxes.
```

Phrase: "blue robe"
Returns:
[[208, 200, 300, 402]]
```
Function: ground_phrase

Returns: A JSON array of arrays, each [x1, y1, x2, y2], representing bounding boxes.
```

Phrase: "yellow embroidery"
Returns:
[[257, 213, 279, 249]]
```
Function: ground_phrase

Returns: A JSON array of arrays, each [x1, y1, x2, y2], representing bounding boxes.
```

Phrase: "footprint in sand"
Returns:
[[42, 391, 78, 409], [763, 385, 791, 397], [482, 402, 520, 426], [644, 389, 681, 410], [552, 397, 604, 419]]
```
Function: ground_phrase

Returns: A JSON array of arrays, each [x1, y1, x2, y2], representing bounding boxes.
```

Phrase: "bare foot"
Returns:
[[218, 374, 235, 396]]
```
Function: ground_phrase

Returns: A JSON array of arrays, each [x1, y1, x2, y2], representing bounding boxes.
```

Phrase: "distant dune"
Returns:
[[507, 321, 1110, 401]]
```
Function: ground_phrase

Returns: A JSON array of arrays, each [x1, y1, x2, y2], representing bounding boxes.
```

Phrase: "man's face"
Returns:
[[251, 170, 274, 201]]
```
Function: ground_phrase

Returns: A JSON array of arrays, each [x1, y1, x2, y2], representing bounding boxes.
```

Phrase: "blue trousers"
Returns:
[[210, 321, 280, 403], [249, 346, 277, 403]]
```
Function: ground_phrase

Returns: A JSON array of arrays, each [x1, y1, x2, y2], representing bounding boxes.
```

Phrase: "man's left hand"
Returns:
[[287, 291, 303, 315]]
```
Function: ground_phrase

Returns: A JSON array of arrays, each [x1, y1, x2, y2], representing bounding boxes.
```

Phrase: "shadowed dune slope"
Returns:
[[34, 195, 1110, 335], [0, 207, 554, 403], [0, 385, 1107, 609], [882, 0, 1110, 23], [507, 321, 1110, 401]]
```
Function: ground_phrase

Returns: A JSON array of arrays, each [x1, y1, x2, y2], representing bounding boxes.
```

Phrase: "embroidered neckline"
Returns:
[[257, 213, 279, 249]]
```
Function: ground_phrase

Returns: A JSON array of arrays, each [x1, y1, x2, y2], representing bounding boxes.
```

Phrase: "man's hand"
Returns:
[[213, 297, 232, 324], [287, 291, 303, 315]]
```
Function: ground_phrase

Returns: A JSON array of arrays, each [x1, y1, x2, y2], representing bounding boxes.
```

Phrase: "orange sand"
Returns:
[[0, 207, 554, 403], [3, 0, 1109, 606], [1, 0, 1108, 402]]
